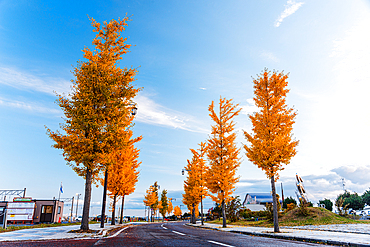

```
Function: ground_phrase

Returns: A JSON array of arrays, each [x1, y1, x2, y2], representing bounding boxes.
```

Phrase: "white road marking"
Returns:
[[163, 226, 167, 229], [172, 230, 186, 236], [106, 226, 130, 238], [208, 240, 235, 247]]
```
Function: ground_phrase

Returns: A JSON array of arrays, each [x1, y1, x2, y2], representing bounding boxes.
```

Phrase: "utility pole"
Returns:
[[281, 183, 284, 207], [101, 168, 109, 228], [70, 196, 74, 222], [75, 193, 81, 218], [341, 178, 346, 192]]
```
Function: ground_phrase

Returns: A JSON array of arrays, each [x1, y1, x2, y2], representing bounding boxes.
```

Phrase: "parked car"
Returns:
[[93, 215, 108, 222], [75, 216, 83, 222]]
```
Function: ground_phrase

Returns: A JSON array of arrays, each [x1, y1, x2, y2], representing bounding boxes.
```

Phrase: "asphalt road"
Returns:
[[0, 222, 331, 246]]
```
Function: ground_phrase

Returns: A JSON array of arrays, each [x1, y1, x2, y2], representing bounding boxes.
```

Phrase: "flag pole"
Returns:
[[57, 182, 62, 223]]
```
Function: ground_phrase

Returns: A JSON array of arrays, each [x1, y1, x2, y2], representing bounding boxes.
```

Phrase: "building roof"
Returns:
[[242, 193, 281, 205]]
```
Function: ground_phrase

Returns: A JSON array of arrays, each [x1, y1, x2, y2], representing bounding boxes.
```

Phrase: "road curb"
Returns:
[[187, 223, 370, 247]]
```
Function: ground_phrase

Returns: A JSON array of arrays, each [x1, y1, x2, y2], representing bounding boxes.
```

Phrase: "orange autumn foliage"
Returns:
[[143, 185, 158, 209], [143, 181, 159, 221], [206, 98, 241, 203], [243, 70, 298, 179], [167, 198, 173, 216], [182, 142, 208, 211], [173, 205, 182, 218], [103, 130, 141, 198]]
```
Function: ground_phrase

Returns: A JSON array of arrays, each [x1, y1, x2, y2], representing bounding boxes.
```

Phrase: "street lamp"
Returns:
[[129, 102, 138, 116], [182, 169, 190, 176]]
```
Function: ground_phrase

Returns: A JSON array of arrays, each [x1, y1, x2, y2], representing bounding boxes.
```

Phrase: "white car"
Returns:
[[76, 216, 83, 222]]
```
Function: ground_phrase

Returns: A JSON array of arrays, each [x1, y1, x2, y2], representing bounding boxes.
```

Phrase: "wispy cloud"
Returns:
[[239, 98, 258, 116], [0, 67, 207, 132], [132, 94, 209, 133], [0, 96, 60, 114], [260, 51, 279, 62], [0, 67, 71, 95], [275, 0, 304, 27]]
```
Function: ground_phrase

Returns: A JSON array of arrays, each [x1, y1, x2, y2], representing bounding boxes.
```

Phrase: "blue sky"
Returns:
[[1, 0, 370, 217]]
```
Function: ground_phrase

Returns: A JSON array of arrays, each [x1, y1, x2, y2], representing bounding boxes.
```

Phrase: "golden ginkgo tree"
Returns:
[[183, 142, 208, 224], [167, 198, 173, 216], [206, 97, 241, 228], [46, 17, 140, 231], [244, 69, 299, 233], [159, 190, 169, 221], [173, 205, 182, 219], [143, 182, 159, 222]]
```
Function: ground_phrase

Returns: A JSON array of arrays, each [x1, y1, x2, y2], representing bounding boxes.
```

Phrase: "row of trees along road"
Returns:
[[183, 97, 241, 228], [46, 17, 142, 231], [183, 69, 298, 232], [143, 182, 177, 221]]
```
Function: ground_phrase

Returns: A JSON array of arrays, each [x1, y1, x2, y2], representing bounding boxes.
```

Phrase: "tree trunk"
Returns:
[[111, 194, 117, 225], [192, 203, 195, 224], [119, 195, 125, 224], [271, 175, 280, 232], [80, 168, 92, 231], [222, 199, 226, 228], [100, 168, 108, 228]]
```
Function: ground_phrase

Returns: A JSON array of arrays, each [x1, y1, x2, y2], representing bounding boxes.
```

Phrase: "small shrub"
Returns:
[[265, 203, 273, 222], [297, 199, 310, 216], [240, 208, 252, 219], [283, 197, 297, 209], [286, 203, 296, 212], [335, 196, 349, 216]]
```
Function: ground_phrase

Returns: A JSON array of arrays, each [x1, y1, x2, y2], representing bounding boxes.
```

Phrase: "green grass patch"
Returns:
[[0, 221, 99, 233], [208, 207, 370, 227]]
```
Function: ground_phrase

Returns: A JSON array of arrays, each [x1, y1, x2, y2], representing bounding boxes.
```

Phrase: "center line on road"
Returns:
[[172, 230, 186, 236], [208, 240, 235, 247]]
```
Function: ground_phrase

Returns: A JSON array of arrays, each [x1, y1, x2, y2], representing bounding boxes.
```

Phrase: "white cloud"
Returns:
[[0, 67, 71, 95], [239, 98, 258, 116], [260, 51, 279, 62], [303, 4, 370, 173], [134, 94, 209, 133], [275, 0, 304, 27], [0, 67, 208, 132], [0, 96, 60, 114]]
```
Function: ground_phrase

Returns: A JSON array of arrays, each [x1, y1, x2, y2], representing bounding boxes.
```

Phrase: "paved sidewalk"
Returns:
[[190, 223, 370, 246], [0, 223, 129, 242]]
